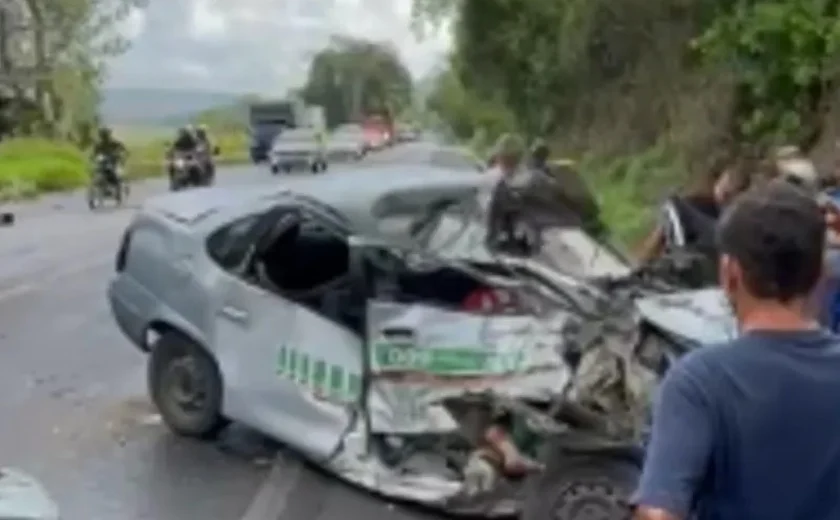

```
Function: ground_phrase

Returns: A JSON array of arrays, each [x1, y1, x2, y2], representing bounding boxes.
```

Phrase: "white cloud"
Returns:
[[118, 7, 147, 41], [177, 60, 212, 78], [188, 0, 228, 40], [106, 0, 452, 92]]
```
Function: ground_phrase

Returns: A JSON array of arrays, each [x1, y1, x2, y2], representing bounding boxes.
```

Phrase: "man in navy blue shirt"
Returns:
[[632, 181, 840, 520]]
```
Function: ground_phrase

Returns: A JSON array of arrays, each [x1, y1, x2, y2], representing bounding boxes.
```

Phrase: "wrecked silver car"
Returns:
[[107, 165, 735, 519]]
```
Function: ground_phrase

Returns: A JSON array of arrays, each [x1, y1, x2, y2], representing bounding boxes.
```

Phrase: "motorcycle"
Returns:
[[196, 144, 219, 185], [168, 150, 206, 191], [87, 153, 129, 210]]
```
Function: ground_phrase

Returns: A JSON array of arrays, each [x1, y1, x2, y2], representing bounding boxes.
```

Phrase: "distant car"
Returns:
[[107, 164, 735, 520], [327, 124, 367, 161], [268, 128, 327, 174]]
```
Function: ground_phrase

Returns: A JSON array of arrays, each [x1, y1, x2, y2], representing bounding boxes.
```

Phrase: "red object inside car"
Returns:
[[462, 287, 516, 313]]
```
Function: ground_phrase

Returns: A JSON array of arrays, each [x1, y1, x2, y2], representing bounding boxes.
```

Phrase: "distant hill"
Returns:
[[100, 87, 245, 126]]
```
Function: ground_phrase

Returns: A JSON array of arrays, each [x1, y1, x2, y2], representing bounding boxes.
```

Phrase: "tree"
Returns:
[[301, 37, 414, 128], [1, 0, 149, 139]]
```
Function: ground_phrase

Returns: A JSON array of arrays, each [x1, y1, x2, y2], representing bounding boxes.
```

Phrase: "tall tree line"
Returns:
[[0, 0, 148, 142], [300, 36, 414, 129]]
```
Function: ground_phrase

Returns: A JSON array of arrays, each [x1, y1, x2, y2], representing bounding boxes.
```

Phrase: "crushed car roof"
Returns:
[[142, 166, 495, 232]]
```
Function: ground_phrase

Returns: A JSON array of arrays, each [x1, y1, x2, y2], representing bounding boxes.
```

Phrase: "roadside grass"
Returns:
[[0, 131, 250, 201], [125, 131, 249, 179], [0, 138, 88, 200]]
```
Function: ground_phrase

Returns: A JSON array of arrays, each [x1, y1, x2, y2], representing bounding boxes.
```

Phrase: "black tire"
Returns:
[[521, 445, 639, 520], [148, 332, 229, 439], [270, 164, 280, 175]]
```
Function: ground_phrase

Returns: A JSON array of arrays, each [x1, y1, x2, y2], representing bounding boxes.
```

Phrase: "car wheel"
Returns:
[[148, 332, 229, 439], [521, 446, 638, 520], [270, 164, 280, 175]]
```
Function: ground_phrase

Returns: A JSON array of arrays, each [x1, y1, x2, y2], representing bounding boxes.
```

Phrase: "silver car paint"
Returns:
[[108, 166, 732, 514], [0, 468, 59, 520]]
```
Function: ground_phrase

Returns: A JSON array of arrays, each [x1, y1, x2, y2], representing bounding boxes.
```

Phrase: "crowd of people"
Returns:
[[482, 132, 840, 520]]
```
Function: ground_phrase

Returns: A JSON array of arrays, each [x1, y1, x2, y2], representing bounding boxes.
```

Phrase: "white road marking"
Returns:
[[239, 453, 303, 520]]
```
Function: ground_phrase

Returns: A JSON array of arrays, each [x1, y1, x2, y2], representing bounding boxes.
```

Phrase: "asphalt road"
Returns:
[[0, 146, 446, 520]]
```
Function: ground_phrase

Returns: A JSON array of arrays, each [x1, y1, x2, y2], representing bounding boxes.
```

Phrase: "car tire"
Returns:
[[521, 443, 639, 520], [270, 164, 280, 175], [148, 332, 229, 439]]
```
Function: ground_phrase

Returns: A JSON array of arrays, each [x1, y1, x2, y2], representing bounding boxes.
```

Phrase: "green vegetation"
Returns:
[[413, 0, 840, 245], [123, 130, 249, 180], [0, 138, 88, 200], [0, 129, 249, 200], [300, 36, 414, 128]]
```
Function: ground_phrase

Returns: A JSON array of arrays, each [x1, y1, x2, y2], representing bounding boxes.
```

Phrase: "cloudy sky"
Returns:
[[107, 0, 451, 93]]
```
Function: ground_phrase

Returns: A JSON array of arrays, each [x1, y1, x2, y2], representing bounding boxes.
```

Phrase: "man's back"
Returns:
[[652, 331, 840, 519]]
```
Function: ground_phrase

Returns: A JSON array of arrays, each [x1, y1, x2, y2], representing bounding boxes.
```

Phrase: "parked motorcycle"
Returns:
[[87, 153, 129, 210]]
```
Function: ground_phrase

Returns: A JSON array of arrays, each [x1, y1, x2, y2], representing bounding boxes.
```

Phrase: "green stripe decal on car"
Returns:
[[275, 346, 360, 402], [371, 343, 525, 374]]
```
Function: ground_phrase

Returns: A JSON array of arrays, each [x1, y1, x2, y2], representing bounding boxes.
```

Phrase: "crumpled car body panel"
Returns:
[[635, 288, 737, 345]]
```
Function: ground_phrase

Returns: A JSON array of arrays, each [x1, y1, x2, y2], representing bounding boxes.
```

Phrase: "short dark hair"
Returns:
[[716, 182, 825, 302]]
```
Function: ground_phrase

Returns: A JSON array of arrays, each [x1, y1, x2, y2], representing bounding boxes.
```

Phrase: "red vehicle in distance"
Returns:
[[361, 114, 394, 151]]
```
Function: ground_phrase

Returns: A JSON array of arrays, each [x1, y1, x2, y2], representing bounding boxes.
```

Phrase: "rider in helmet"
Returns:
[[91, 127, 127, 185], [194, 124, 215, 183], [172, 126, 198, 153], [167, 126, 200, 182]]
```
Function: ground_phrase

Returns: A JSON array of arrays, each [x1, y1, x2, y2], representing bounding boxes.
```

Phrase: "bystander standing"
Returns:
[[632, 181, 840, 520]]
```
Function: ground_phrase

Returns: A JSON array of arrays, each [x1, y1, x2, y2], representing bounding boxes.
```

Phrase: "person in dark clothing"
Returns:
[[91, 127, 126, 159], [194, 124, 216, 182], [171, 126, 198, 153], [636, 158, 750, 266], [632, 182, 840, 520], [91, 127, 127, 185]]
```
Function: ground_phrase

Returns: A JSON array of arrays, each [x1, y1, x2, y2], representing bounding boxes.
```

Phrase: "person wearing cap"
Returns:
[[774, 145, 819, 192], [484, 133, 536, 254]]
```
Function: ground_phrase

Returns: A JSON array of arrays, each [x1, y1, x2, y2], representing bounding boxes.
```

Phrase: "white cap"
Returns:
[[777, 157, 819, 189]]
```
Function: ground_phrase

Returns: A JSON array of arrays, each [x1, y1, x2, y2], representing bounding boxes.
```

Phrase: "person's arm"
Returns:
[[632, 359, 714, 520], [636, 225, 665, 264]]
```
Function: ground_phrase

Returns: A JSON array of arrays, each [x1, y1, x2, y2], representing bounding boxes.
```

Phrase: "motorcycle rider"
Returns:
[[194, 124, 215, 182], [91, 127, 127, 186], [168, 126, 200, 182]]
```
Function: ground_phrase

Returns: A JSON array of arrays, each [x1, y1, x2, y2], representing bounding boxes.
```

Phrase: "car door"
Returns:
[[208, 208, 316, 453], [275, 213, 361, 459]]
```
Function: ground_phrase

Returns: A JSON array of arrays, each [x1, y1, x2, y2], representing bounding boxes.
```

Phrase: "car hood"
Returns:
[[635, 288, 737, 345]]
